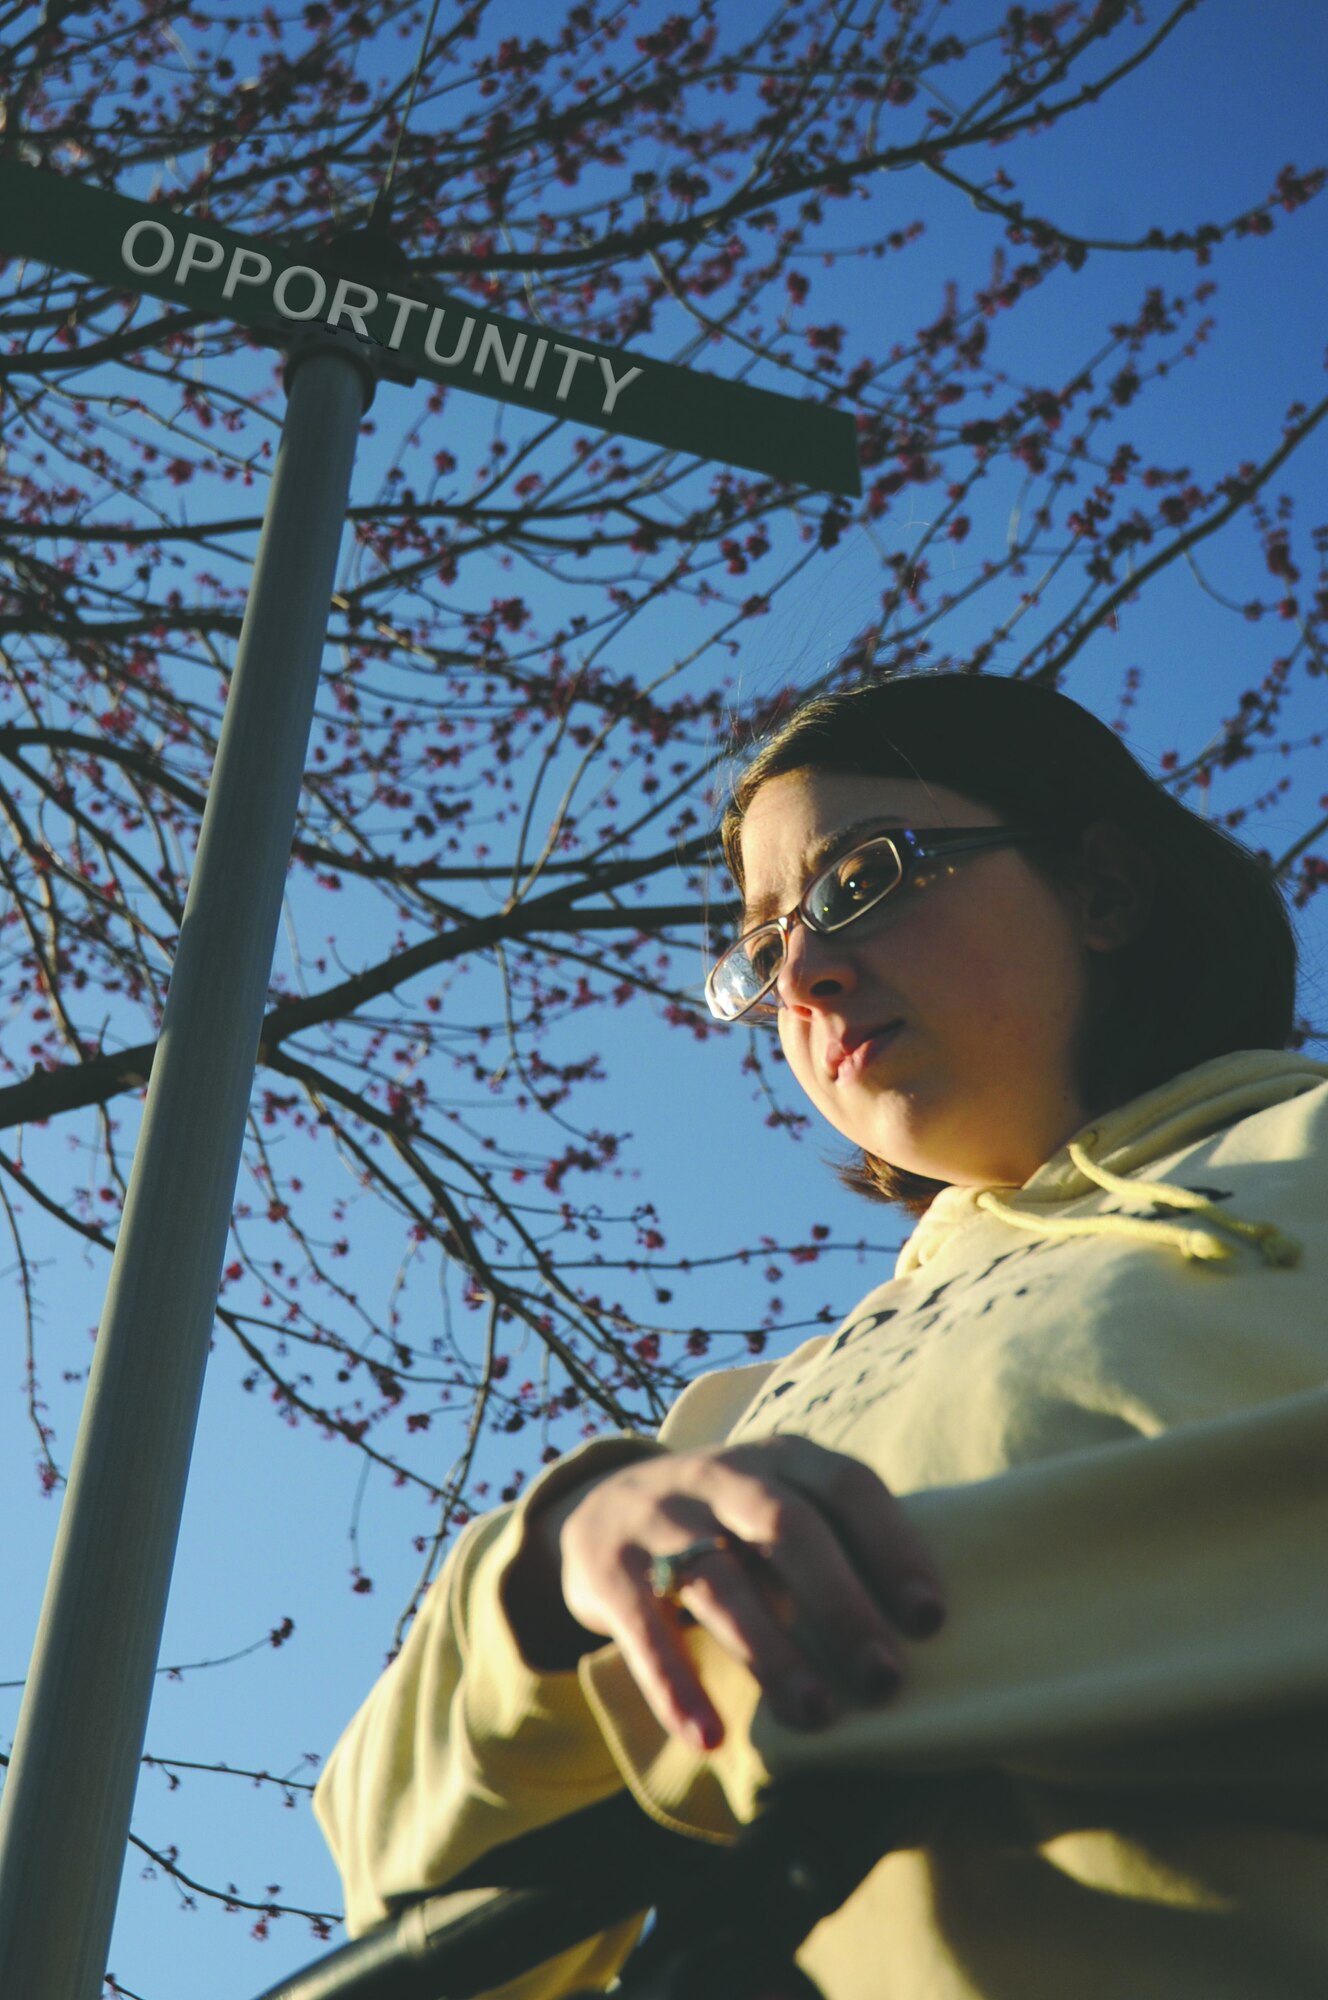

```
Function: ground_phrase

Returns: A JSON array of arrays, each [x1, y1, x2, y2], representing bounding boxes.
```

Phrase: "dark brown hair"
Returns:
[[719, 671, 1299, 1216]]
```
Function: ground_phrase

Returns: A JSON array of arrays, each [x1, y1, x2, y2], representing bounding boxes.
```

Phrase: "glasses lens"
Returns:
[[709, 925, 783, 1020], [805, 837, 903, 930], [745, 927, 785, 988]]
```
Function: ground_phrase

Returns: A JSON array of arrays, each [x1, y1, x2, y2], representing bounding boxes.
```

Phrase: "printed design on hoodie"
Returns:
[[728, 1163, 1262, 1454], [731, 1233, 1085, 1448]]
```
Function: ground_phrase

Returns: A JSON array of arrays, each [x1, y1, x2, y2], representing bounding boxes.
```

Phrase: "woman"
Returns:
[[314, 671, 1328, 1998]]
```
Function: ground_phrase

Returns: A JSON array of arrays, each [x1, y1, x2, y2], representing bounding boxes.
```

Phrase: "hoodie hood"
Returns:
[[896, 1049, 1328, 1278]]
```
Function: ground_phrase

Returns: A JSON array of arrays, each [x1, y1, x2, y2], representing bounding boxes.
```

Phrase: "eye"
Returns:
[[838, 855, 889, 901], [811, 841, 901, 925], [745, 927, 784, 984]]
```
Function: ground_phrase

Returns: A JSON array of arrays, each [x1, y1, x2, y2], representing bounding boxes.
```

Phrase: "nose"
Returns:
[[775, 917, 859, 1012]]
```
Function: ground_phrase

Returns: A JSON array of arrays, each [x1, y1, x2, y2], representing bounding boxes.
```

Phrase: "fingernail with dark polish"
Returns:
[[787, 1677, 835, 1730], [686, 1713, 723, 1753], [860, 1644, 901, 1700], [900, 1584, 945, 1638]]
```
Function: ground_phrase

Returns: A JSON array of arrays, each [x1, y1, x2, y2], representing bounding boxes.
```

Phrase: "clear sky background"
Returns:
[[3, 3, 1327, 1996]]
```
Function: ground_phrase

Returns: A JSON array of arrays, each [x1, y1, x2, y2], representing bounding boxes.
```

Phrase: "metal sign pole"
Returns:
[[0, 330, 374, 2000]]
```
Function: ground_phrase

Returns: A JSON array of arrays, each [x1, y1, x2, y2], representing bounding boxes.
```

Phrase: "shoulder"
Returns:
[[658, 1338, 832, 1450]]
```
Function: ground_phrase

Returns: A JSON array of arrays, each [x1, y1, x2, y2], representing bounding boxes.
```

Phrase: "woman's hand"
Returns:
[[507, 1437, 945, 1754]]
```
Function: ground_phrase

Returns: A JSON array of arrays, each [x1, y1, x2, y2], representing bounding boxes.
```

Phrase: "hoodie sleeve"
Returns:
[[580, 1379, 1328, 1830], [312, 1435, 660, 1949], [311, 1361, 783, 1950]]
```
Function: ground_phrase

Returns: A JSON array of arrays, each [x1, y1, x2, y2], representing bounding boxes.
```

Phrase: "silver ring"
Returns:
[[647, 1534, 735, 1600]]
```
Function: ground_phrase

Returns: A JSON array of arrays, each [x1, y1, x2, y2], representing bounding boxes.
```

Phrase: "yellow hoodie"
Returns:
[[314, 1050, 1328, 1998]]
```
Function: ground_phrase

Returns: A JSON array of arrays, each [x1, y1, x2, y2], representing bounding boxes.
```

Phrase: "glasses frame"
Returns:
[[705, 824, 1044, 1023]]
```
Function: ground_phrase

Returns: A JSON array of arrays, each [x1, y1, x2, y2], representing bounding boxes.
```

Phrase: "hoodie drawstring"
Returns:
[[974, 1137, 1302, 1269]]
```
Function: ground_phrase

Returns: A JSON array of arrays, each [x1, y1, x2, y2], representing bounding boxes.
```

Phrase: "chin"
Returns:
[[856, 1113, 990, 1188], [851, 1092, 937, 1168]]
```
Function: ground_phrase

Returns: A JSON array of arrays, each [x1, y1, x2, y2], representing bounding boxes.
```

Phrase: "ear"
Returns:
[[1068, 820, 1155, 953]]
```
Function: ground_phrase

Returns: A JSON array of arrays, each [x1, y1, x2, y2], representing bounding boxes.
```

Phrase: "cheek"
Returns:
[[962, 906, 1086, 1048]]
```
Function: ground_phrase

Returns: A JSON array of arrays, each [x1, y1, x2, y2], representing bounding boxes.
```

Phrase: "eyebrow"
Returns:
[[741, 816, 909, 930]]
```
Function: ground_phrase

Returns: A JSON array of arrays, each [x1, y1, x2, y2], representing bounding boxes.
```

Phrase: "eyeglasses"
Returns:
[[705, 824, 1043, 1023]]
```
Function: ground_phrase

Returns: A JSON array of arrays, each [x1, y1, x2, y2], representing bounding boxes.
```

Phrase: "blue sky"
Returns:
[[2, 3, 1327, 1995]]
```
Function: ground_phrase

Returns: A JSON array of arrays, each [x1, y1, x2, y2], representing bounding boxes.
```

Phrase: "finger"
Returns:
[[701, 1482, 908, 1704], [606, 1571, 727, 1753], [674, 1550, 839, 1731], [733, 1437, 946, 1638], [560, 1490, 735, 1747]]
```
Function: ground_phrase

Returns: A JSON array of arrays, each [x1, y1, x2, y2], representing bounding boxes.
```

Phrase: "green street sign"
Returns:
[[0, 160, 861, 496]]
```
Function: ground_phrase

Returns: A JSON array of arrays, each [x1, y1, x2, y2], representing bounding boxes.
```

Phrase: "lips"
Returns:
[[827, 1020, 904, 1082]]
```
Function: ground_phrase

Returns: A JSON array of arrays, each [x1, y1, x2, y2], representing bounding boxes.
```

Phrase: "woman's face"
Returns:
[[737, 768, 1113, 1189]]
